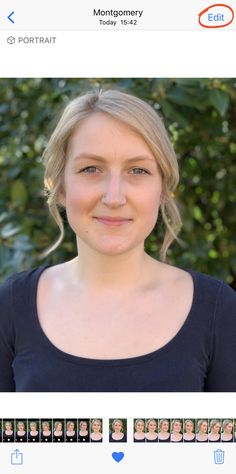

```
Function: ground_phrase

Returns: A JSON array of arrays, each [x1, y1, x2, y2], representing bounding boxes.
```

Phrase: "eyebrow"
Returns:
[[72, 153, 157, 164]]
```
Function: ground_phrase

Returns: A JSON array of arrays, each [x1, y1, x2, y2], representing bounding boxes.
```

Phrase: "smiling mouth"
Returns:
[[94, 217, 132, 226]]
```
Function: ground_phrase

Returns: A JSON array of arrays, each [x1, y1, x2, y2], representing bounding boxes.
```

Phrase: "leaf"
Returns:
[[10, 179, 28, 207], [209, 90, 230, 117], [1, 223, 22, 239]]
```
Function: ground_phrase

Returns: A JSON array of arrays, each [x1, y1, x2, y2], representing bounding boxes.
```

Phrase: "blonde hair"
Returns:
[[171, 419, 182, 431], [146, 419, 157, 430], [40, 89, 182, 261], [222, 419, 233, 431], [209, 419, 221, 431], [112, 419, 124, 430]]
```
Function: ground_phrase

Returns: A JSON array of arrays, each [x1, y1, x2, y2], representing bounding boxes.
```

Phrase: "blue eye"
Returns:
[[131, 168, 149, 174], [79, 166, 98, 173]]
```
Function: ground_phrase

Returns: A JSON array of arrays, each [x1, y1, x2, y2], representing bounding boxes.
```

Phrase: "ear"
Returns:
[[58, 187, 66, 207]]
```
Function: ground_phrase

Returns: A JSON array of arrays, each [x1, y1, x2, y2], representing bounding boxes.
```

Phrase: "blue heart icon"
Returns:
[[112, 452, 124, 463]]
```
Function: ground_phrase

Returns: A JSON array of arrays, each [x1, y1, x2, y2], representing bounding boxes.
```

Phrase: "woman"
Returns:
[[66, 421, 77, 442], [28, 421, 39, 442], [15, 421, 27, 442], [133, 419, 145, 442], [109, 419, 127, 442], [3, 421, 14, 442], [41, 421, 52, 442], [90, 419, 103, 442], [158, 419, 170, 442], [208, 419, 221, 442], [196, 420, 208, 442], [221, 419, 233, 442], [78, 420, 90, 442], [145, 419, 158, 442], [183, 419, 195, 442], [170, 419, 183, 442], [0, 89, 235, 392], [53, 421, 64, 442]]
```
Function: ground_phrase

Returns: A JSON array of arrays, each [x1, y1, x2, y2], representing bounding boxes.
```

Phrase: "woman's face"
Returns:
[[43, 423, 49, 430], [225, 422, 233, 434], [173, 421, 181, 433], [68, 422, 74, 430], [212, 423, 221, 434], [185, 422, 193, 433], [200, 422, 208, 433], [18, 422, 24, 430], [148, 421, 157, 432], [80, 422, 87, 430], [92, 421, 101, 432], [56, 423, 62, 431], [161, 421, 169, 432], [136, 421, 144, 432], [5, 422, 12, 430], [30, 422, 36, 430], [113, 421, 122, 432], [62, 113, 162, 257]]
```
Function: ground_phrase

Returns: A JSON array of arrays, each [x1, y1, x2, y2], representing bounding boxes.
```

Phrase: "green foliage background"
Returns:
[[0, 78, 235, 287]]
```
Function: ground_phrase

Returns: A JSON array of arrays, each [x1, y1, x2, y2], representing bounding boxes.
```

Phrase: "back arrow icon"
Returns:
[[8, 11, 15, 24]]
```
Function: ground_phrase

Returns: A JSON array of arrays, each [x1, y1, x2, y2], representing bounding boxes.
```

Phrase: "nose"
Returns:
[[101, 173, 126, 207]]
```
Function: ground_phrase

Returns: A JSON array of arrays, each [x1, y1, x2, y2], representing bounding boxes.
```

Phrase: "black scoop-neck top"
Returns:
[[0, 264, 236, 391]]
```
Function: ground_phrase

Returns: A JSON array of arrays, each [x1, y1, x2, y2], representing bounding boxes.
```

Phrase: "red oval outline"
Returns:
[[198, 3, 234, 28]]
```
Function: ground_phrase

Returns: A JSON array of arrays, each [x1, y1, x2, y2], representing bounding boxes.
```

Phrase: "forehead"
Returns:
[[67, 112, 156, 162]]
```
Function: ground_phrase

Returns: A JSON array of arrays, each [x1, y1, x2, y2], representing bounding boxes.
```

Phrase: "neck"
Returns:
[[70, 240, 157, 290]]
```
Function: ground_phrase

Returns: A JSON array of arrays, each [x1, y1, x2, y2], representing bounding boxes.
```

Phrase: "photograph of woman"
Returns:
[[2, 420, 14, 442], [221, 419, 233, 442], [196, 419, 208, 442], [40, 420, 52, 442], [158, 419, 170, 442], [208, 419, 221, 442], [90, 419, 103, 442], [0, 85, 235, 392], [145, 419, 158, 442], [65, 420, 77, 442], [53, 420, 65, 442], [183, 419, 196, 442], [133, 419, 145, 442], [78, 420, 90, 442], [109, 419, 127, 442], [28, 420, 39, 442], [170, 419, 183, 442], [15, 420, 27, 442]]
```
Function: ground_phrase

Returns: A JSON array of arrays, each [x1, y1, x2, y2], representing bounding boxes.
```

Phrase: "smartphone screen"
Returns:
[[0, 0, 236, 472]]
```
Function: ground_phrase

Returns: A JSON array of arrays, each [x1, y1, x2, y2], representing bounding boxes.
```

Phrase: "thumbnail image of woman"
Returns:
[[208, 419, 221, 442], [196, 419, 208, 442], [2, 420, 14, 442], [40, 420, 52, 442], [183, 419, 196, 442], [133, 419, 145, 442], [170, 419, 183, 442], [28, 420, 39, 442], [15, 420, 27, 442], [145, 419, 158, 442], [53, 420, 65, 442], [66, 420, 77, 442], [158, 419, 170, 442], [109, 419, 127, 442], [221, 419, 233, 442], [90, 419, 103, 442], [1, 88, 235, 393], [78, 420, 90, 442]]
